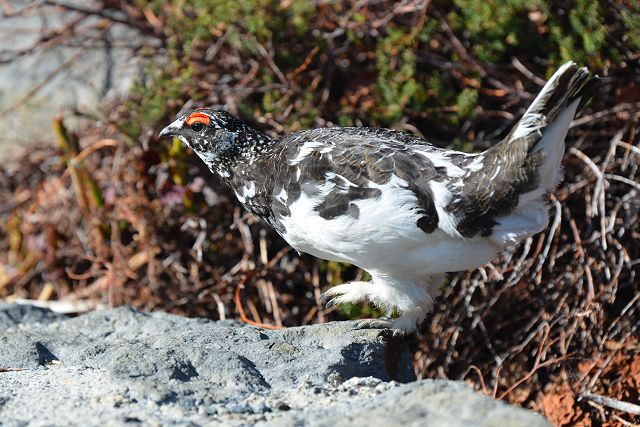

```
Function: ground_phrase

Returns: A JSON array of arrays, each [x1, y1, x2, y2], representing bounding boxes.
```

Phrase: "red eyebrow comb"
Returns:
[[185, 112, 211, 126]]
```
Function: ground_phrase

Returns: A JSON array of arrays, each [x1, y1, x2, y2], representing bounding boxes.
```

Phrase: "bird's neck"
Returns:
[[212, 126, 275, 181]]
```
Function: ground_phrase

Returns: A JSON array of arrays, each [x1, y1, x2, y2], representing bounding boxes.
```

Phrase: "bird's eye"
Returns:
[[191, 122, 205, 132]]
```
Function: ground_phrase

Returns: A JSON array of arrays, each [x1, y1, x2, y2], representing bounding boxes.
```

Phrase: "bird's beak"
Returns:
[[159, 125, 178, 138], [159, 117, 184, 138]]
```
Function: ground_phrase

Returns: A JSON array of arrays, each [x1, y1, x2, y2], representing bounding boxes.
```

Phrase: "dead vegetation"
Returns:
[[1, 1, 639, 425]]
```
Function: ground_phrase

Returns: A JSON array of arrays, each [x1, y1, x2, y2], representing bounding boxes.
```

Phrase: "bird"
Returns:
[[160, 61, 595, 334]]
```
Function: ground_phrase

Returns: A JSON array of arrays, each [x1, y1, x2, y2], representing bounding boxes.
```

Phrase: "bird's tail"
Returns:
[[478, 62, 596, 205], [501, 61, 594, 201], [453, 62, 596, 240]]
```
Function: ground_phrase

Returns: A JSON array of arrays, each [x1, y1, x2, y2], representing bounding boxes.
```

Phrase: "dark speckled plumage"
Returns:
[[227, 126, 458, 237]]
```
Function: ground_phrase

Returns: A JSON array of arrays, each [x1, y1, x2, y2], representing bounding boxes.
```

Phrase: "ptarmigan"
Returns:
[[160, 62, 595, 334]]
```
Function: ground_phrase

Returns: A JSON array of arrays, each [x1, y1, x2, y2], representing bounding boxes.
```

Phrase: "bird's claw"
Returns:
[[354, 318, 393, 331]]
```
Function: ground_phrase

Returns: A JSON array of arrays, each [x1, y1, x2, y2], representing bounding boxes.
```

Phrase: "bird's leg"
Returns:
[[389, 306, 430, 334], [323, 281, 371, 307], [355, 306, 430, 335], [380, 275, 443, 334], [323, 275, 440, 334], [359, 274, 443, 335], [323, 282, 393, 331]]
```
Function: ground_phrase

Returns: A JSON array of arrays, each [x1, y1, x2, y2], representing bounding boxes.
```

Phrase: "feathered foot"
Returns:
[[323, 280, 432, 335], [323, 281, 371, 307]]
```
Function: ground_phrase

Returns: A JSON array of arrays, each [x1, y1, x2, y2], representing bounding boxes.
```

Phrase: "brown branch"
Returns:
[[234, 277, 284, 330], [581, 393, 640, 416], [571, 102, 640, 127]]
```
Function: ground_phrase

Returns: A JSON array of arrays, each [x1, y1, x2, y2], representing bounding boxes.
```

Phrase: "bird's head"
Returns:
[[159, 109, 271, 178]]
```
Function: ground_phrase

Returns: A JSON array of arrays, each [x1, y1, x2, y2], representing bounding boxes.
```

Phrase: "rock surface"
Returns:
[[0, 304, 551, 427]]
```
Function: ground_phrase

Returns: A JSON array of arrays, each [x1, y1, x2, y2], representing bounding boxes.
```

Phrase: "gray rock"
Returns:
[[0, 303, 66, 329], [0, 2, 140, 155], [0, 305, 550, 427], [260, 380, 549, 427]]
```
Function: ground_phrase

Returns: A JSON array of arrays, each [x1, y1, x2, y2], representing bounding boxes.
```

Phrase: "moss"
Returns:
[[374, 27, 426, 123], [456, 88, 479, 118], [620, 2, 640, 50]]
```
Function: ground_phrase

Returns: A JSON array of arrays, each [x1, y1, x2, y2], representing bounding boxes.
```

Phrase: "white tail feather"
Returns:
[[532, 98, 579, 188], [491, 62, 592, 246], [511, 61, 577, 141], [517, 97, 581, 208]]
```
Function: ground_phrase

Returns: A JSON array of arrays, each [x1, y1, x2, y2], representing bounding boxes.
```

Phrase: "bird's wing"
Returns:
[[274, 127, 476, 237]]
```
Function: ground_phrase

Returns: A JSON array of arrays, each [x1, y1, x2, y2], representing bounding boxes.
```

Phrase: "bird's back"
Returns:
[[231, 126, 503, 274]]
